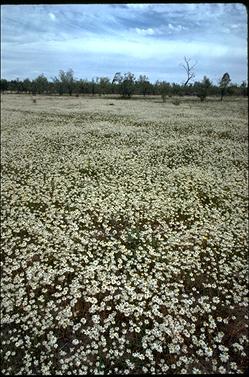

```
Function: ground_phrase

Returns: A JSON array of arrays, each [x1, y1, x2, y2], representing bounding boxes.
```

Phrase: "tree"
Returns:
[[95, 76, 111, 96], [31, 80, 38, 95], [158, 81, 171, 102], [122, 72, 136, 98], [33, 74, 48, 94], [240, 81, 248, 97], [112, 72, 136, 98], [73, 80, 81, 96], [112, 72, 122, 83], [23, 78, 32, 93], [112, 72, 122, 95], [91, 78, 96, 96], [52, 76, 64, 95], [171, 82, 182, 96], [136, 75, 151, 97], [8, 80, 17, 93], [0, 79, 8, 93], [15, 78, 23, 94], [52, 69, 75, 96], [196, 76, 212, 101], [78, 79, 91, 95], [60, 69, 75, 96], [180, 56, 197, 86], [219, 72, 231, 101]]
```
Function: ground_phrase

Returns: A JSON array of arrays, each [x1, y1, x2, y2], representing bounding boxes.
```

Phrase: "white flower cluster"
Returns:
[[1, 95, 248, 374]]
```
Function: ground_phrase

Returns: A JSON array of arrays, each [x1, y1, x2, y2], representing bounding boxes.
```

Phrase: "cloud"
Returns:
[[126, 4, 151, 10], [1, 4, 247, 83], [48, 12, 56, 21], [168, 23, 187, 32], [135, 27, 155, 36]]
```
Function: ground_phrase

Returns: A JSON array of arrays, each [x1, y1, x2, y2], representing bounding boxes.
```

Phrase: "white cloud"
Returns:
[[49, 12, 56, 21], [135, 27, 155, 36], [126, 4, 151, 9], [231, 24, 239, 29], [168, 23, 186, 32], [29, 34, 243, 64]]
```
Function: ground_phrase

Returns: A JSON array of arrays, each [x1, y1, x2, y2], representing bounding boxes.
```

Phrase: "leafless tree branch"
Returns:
[[180, 56, 197, 86]]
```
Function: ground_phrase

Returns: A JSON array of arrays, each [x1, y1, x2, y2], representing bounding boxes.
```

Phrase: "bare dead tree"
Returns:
[[180, 56, 197, 86]]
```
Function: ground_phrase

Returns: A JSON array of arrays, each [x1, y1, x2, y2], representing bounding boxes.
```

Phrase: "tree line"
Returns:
[[0, 68, 248, 101]]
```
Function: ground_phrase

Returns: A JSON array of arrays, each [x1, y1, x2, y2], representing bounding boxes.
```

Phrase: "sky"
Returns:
[[1, 3, 248, 84]]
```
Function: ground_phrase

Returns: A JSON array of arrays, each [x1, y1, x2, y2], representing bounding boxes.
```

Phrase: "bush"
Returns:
[[161, 94, 166, 103], [172, 99, 181, 105], [197, 93, 206, 102]]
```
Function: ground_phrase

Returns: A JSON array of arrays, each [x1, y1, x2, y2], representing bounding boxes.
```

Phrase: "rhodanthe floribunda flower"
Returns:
[[1, 95, 248, 375]]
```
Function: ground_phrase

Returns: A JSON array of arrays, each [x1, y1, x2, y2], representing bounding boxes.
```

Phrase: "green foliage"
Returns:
[[32, 74, 48, 94], [158, 81, 171, 102], [196, 76, 212, 101], [219, 72, 231, 101], [60, 69, 75, 96], [52, 76, 64, 95], [0, 79, 8, 92], [136, 75, 151, 96], [96, 76, 111, 95], [240, 81, 248, 97], [22, 78, 32, 93], [1, 69, 247, 99], [52, 69, 75, 96], [112, 72, 136, 98]]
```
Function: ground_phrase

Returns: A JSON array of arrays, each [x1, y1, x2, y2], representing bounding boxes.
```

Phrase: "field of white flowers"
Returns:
[[1, 95, 248, 374]]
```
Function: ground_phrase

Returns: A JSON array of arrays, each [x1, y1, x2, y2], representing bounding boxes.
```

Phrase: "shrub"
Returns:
[[161, 93, 166, 103], [197, 93, 206, 102], [172, 99, 181, 105]]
